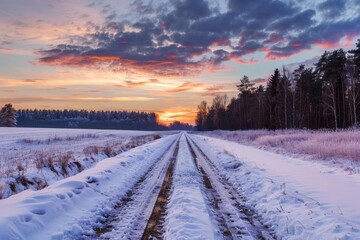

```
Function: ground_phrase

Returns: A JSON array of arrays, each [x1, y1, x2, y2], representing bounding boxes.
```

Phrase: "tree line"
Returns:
[[0, 104, 193, 131], [195, 40, 360, 131], [17, 109, 158, 123]]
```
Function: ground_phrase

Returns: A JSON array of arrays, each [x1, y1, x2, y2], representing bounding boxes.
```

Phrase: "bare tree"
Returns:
[[346, 56, 360, 126], [195, 101, 208, 130], [323, 81, 338, 130]]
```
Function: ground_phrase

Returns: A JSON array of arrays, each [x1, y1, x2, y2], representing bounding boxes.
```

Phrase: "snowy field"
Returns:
[[0, 129, 359, 239], [197, 129, 360, 173], [0, 127, 165, 199]]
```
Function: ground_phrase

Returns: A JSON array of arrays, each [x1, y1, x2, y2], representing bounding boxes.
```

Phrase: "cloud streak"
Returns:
[[167, 81, 203, 93]]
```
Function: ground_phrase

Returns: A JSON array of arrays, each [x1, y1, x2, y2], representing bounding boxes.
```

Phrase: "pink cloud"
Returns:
[[167, 81, 203, 93]]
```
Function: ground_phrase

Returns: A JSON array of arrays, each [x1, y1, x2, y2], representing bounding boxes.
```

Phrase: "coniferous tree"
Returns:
[[295, 66, 321, 129], [0, 104, 17, 127], [237, 75, 255, 129], [255, 85, 265, 128], [225, 98, 240, 130], [278, 67, 292, 129], [265, 68, 281, 130], [349, 39, 360, 77]]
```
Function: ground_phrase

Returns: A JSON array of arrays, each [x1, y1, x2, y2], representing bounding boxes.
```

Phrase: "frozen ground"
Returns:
[[0, 129, 359, 239]]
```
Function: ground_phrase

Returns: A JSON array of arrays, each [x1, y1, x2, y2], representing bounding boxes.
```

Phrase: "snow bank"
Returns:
[[0, 133, 178, 240]]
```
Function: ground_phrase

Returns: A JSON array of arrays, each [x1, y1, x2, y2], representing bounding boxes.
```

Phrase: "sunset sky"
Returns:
[[1, 0, 360, 124]]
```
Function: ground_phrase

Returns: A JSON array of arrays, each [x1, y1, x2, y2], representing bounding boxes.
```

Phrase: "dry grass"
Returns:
[[296, 131, 360, 160], [15, 160, 28, 177], [57, 152, 73, 175], [254, 130, 360, 161], [153, 134, 161, 140], [102, 145, 115, 157], [34, 151, 74, 175], [4, 168, 16, 178], [18, 133, 99, 145], [200, 129, 360, 161], [34, 151, 56, 173], [256, 132, 309, 148], [83, 146, 99, 156], [19, 138, 34, 143]]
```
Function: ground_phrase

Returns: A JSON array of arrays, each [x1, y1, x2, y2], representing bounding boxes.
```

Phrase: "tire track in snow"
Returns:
[[162, 134, 219, 239], [185, 136, 233, 239], [84, 135, 180, 239], [141, 137, 179, 239], [186, 134, 276, 240]]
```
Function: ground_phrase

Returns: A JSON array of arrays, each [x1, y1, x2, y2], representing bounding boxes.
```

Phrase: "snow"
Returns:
[[164, 134, 216, 240], [1, 129, 359, 239], [191, 134, 360, 239], [0, 127, 164, 198], [0, 133, 178, 240]]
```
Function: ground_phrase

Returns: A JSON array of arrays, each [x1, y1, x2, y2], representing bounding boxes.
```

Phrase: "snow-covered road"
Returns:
[[0, 132, 359, 239]]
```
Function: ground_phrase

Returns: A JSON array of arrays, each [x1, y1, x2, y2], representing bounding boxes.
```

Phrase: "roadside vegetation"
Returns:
[[197, 129, 360, 173]]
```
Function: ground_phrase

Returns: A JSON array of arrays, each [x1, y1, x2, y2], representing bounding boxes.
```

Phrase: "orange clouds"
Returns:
[[37, 52, 207, 77], [112, 79, 167, 89], [205, 85, 224, 91], [291, 42, 302, 47], [167, 81, 204, 93], [38, 55, 118, 67], [230, 56, 259, 64]]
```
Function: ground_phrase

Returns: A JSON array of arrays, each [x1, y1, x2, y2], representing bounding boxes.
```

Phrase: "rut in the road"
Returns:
[[141, 141, 179, 239], [186, 135, 276, 240], [185, 137, 233, 239]]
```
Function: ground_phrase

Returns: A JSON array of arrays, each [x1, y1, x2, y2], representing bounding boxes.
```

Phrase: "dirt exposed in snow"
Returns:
[[141, 140, 179, 239]]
